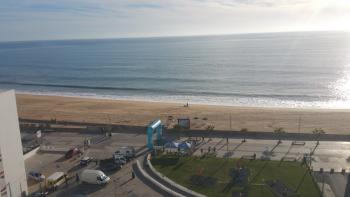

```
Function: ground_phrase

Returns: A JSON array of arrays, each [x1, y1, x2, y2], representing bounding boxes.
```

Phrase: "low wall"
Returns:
[[135, 160, 185, 197], [23, 146, 40, 160], [147, 154, 206, 197]]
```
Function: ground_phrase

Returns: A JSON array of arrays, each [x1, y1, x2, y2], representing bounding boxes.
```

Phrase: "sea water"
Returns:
[[1, 31, 350, 108]]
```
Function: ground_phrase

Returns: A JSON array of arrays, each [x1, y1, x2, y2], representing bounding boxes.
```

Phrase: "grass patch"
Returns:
[[152, 155, 320, 197]]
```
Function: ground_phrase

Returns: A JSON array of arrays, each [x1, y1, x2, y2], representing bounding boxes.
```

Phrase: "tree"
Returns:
[[274, 127, 285, 144], [312, 128, 325, 145], [206, 125, 215, 131], [206, 125, 215, 141], [240, 128, 248, 142]]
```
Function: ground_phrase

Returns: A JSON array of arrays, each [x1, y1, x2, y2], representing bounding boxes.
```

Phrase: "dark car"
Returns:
[[99, 158, 121, 172], [80, 156, 92, 166], [31, 192, 48, 197], [65, 148, 82, 159]]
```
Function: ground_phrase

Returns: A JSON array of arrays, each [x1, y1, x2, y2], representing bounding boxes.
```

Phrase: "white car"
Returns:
[[28, 171, 45, 181]]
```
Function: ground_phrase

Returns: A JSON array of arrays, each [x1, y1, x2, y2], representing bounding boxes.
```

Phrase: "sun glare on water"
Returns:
[[332, 70, 350, 100], [328, 64, 350, 108]]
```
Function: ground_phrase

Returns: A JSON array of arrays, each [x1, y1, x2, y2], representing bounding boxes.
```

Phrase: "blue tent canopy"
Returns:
[[179, 142, 192, 149], [164, 141, 179, 148]]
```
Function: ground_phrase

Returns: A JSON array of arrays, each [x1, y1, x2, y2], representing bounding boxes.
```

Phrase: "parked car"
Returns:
[[80, 156, 92, 166], [99, 158, 121, 172], [114, 146, 135, 160], [113, 154, 126, 166], [31, 192, 48, 197], [28, 171, 45, 181], [81, 169, 110, 185], [65, 148, 82, 159], [46, 172, 67, 189]]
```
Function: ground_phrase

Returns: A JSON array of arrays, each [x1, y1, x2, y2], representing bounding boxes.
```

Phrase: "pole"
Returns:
[[322, 173, 325, 196], [227, 137, 228, 152], [229, 114, 232, 130], [298, 116, 301, 135]]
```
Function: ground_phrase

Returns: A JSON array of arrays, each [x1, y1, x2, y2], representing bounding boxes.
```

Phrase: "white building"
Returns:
[[0, 90, 28, 197]]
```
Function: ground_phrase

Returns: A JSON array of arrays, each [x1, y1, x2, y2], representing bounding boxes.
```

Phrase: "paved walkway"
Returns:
[[188, 137, 350, 172]]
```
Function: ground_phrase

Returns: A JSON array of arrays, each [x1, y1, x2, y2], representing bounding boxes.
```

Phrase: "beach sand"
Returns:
[[16, 94, 350, 135]]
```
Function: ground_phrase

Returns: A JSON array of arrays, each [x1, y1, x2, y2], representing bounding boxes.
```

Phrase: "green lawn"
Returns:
[[152, 155, 321, 197]]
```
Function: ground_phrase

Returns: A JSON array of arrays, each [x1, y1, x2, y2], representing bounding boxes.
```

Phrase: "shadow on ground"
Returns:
[[55, 183, 104, 197]]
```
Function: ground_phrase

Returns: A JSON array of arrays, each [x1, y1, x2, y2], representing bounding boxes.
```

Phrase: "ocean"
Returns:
[[1, 31, 350, 108]]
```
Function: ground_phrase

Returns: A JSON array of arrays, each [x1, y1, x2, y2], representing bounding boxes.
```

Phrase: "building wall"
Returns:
[[0, 90, 27, 197]]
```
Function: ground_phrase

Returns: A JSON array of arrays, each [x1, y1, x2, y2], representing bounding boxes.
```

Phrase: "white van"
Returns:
[[114, 146, 135, 159], [81, 169, 110, 185]]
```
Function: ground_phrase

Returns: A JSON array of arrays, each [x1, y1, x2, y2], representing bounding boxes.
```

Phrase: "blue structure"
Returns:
[[147, 119, 163, 150]]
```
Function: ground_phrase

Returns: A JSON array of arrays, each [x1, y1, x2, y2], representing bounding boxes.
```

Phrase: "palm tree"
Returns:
[[240, 128, 248, 142], [274, 127, 285, 144], [312, 128, 325, 145]]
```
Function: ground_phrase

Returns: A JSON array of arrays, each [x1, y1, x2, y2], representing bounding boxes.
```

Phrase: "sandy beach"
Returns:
[[16, 94, 350, 135]]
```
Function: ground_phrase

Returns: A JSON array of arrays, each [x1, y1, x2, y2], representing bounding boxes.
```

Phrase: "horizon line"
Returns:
[[0, 29, 348, 44]]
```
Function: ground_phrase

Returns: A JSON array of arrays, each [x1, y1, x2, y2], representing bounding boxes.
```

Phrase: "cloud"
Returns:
[[0, 0, 349, 41], [125, 2, 165, 9], [191, 0, 311, 7]]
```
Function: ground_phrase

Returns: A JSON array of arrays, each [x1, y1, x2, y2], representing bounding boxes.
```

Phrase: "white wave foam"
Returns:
[[14, 89, 350, 109]]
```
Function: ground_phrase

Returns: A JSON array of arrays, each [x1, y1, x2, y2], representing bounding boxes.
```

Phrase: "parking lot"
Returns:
[[25, 132, 161, 197]]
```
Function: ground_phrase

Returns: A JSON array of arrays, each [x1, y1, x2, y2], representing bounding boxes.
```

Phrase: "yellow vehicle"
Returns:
[[46, 172, 67, 189]]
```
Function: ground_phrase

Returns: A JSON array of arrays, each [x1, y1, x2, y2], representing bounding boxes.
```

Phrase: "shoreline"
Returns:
[[13, 91, 350, 111], [16, 93, 350, 135]]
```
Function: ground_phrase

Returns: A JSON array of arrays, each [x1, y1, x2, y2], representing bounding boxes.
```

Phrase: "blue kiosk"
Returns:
[[147, 119, 163, 150]]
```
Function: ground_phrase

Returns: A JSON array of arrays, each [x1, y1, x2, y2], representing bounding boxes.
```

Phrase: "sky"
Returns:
[[0, 0, 350, 41]]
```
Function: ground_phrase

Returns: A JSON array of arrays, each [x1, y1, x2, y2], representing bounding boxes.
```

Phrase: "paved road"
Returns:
[[25, 132, 162, 197], [20, 118, 350, 142]]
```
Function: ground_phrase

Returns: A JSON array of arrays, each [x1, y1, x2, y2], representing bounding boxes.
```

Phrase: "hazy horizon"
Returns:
[[0, 30, 348, 43]]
